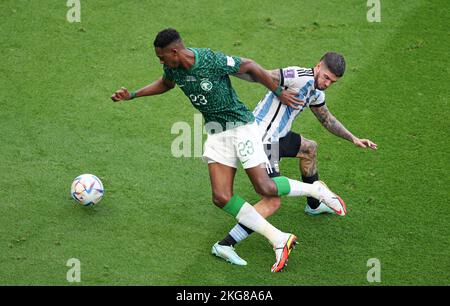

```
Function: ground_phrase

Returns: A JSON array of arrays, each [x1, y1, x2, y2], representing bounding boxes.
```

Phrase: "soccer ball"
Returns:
[[71, 174, 104, 206]]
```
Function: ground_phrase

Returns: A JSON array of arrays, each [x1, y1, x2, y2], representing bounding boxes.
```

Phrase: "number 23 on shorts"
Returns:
[[238, 140, 254, 157]]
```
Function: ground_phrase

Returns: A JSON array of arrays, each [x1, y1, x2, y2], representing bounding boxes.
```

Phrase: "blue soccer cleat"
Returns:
[[212, 242, 247, 266], [304, 202, 336, 216]]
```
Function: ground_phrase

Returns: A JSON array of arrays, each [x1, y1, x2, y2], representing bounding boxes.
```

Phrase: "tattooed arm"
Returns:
[[311, 104, 378, 149]]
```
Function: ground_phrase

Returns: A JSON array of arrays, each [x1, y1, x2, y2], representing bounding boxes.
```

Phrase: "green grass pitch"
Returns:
[[0, 0, 449, 285]]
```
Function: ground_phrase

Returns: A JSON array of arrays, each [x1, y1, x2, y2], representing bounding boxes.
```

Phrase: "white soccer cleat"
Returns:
[[271, 233, 298, 273], [313, 181, 347, 216], [211, 242, 247, 266], [304, 202, 335, 216]]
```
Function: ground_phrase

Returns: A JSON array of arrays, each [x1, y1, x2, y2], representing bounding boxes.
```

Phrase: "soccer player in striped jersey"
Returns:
[[213, 52, 377, 265], [111, 29, 346, 272]]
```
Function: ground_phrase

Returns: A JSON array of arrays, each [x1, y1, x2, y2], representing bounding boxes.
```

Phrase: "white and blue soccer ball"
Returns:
[[71, 174, 104, 206]]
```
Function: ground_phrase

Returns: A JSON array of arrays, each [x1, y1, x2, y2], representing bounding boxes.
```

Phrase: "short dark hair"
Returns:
[[320, 52, 346, 77], [153, 28, 182, 48]]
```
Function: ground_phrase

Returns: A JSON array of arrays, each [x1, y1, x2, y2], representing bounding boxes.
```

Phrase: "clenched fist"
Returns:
[[111, 87, 131, 102]]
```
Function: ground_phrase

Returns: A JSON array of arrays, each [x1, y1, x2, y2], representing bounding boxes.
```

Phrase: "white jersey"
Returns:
[[253, 67, 326, 143]]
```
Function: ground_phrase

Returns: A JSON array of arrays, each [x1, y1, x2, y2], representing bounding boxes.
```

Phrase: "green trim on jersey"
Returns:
[[163, 48, 254, 133], [187, 48, 199, 71]]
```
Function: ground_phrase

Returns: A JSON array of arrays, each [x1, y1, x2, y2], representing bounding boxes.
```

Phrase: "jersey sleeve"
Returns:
[[279, 66, 301, 88], [211, 51, 241, 75], [309, 90, 326, 108]]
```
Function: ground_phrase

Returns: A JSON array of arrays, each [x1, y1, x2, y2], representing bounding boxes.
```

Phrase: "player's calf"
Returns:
[[253, 197, 282, 218], [298, 138, 318, 178]]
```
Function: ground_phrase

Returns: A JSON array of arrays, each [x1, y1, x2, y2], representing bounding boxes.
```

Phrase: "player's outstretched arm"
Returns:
[[238, 59, 304, 109], [111, 77, 175, 102], [311, 104, 377, 150], [233, 69, 279, 83]]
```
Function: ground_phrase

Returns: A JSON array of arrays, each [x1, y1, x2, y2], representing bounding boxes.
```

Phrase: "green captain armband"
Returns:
[[273, 85, 283, 97]]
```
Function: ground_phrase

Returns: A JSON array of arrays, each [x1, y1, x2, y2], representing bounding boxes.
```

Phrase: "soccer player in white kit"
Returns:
[[212, 52, 377, 266]]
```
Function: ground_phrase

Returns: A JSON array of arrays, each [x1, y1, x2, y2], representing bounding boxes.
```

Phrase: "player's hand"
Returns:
[[353, 138, 378, 150], [111, 87, 131, 102], [278, 90, 305, 109]]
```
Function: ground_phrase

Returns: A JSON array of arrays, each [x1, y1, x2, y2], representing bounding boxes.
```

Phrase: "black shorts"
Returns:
[[263, 131, 302, 178]]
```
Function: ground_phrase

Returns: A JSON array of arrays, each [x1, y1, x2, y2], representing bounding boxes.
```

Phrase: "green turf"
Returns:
[[0, 0, 449, 285]]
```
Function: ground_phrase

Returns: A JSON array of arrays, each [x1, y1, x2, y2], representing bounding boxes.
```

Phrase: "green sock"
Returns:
[[223, 194, 246, 217], [272, 176, 291, 196]]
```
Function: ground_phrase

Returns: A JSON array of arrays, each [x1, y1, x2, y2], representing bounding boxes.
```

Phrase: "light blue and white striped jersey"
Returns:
[[253, 66, 326, 143]]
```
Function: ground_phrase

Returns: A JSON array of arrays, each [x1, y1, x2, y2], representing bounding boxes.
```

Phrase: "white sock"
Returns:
[[236, 202, 285, 247], [286, 178, 319, 198]]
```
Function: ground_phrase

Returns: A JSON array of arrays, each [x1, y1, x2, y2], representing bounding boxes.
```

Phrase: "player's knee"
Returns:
[[212, 192, 232, 208], [267, 197, 281, 212]]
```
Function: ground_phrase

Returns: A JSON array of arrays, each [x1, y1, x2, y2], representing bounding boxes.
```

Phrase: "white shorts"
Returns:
[[202, 121, 270, 169]]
